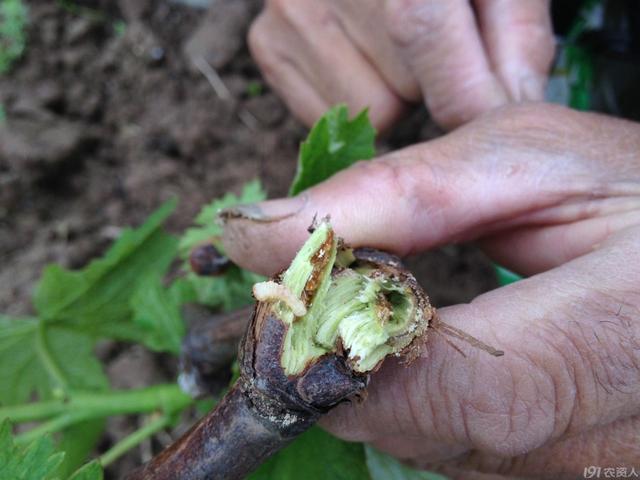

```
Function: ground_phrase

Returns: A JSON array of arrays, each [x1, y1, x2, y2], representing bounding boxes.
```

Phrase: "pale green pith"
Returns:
[[274, 223, 419, 375]]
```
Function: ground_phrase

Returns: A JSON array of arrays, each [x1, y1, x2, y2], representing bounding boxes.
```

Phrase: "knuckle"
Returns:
[[384, 0, 455, 48], [353, 157, 417, 203], [459, 348, 557, 457], [347, 145, 454, 253], [428, 304, 562, 456], [354, 158, 422, 243]]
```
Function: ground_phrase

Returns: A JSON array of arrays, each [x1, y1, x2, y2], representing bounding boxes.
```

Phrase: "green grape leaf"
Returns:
[[0, 419, 65, 480], [250, 427, 370, 480], [33, 199, 178, 341], [0, 0, 28, 73], [0, 316, 108, 406], [68, 460, 103, 480], [178, 179, 266, 258], [131, 275, 185, 355], [289, 105, 376, 196], [56, 419, 105, 479], [176, 267, 264, 312], [365, 446, 448, 480]]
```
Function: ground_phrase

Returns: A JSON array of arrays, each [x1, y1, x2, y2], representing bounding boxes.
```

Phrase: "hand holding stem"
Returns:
[[220, 104, 640, 478]]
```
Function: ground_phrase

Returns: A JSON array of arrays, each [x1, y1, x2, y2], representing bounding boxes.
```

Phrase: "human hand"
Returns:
[[220, 104, 640, 478], [248, 0, 555, 131]]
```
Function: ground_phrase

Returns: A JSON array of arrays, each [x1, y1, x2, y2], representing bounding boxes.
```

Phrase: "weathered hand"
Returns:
[[220, 104, 640, 478], [248, 0, 555, 131]]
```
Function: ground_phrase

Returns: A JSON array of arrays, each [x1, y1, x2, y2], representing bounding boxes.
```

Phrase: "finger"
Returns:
[[281, 0, 407, 130], [474, 0, 555, 101], [248, 12, 329, 126], [384, 0, 508, 129], [250, 0, 406, 130], [330, 0, 421, 101], [220, 105, 640, 276], [320, 227, 640, 461], [399, 415, 640, 478], [481, 207, 640, 276]]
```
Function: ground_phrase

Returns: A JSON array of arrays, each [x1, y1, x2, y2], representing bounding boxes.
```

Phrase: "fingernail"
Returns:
[[218, 194, 308, 224], [519, 74, 547, 102]]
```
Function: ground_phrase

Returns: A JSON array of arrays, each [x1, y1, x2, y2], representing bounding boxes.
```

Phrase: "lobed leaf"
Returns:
[[178, 179, 266, 258], [0, 419, 65, 480], [0, 316, 108, 406], [131, 275, 185, 355], [56, 420, 105, 479], [365, 446, 448, 480], [68, 460, 103, 480], [33, 199, 178, 342], [175, 267, 264, 312], [289, 105, 376, 196], [250, 427, 370, 480]]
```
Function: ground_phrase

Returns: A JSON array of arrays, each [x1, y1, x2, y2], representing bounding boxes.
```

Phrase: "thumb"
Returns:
[[220, 105, 628, 276], [319, 226, 640, 473]]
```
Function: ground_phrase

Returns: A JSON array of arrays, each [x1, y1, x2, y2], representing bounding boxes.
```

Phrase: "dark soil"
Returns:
[[0, 1, 497, 477]]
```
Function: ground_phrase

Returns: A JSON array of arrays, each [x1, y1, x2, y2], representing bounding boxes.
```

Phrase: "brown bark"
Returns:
[[128, 303, 367, 480], [179, 306, 252, 398], [128, 248, 431, 479]]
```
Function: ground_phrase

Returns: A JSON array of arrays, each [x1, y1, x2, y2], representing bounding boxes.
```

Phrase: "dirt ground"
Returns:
[[0, 1, 497, 476]]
